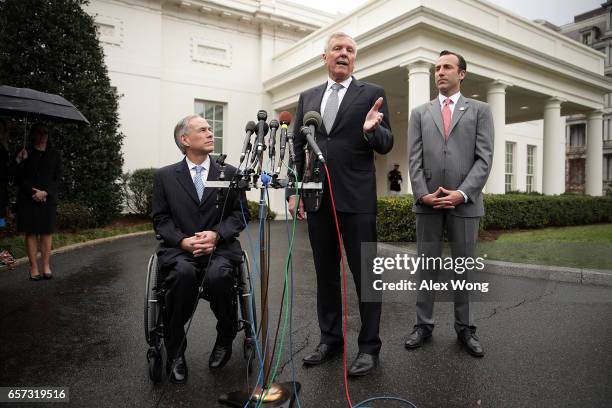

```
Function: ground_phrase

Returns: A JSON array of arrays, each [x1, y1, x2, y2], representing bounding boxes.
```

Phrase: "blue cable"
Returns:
[[240, 185, 274, 408], [353, 396, 418, 408]]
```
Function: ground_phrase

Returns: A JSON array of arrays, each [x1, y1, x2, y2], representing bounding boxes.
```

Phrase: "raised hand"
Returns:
[[363, 97, 384, 133]]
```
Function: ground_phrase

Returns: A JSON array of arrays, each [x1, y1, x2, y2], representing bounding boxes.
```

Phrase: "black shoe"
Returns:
[[167, 355, 188, 384], [347, 352, 378, 377], [29, 274, 43, 281], [458, 327, 485, 357], [404, 326, 432, 349], [43, 271, 53, 280], [209, 341, 233, 369], [302, 343, 342, 366]]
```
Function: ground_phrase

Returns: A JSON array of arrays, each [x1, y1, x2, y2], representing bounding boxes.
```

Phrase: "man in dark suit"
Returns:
[[288, 32, 393, 377], [406, 50, 494, 357], [152, 115, 247, 383]]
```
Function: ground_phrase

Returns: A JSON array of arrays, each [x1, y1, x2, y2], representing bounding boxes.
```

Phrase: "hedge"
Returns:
[[376, 194, 612, 242]]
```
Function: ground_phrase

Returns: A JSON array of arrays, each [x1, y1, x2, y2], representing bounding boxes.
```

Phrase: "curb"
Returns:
[[0, 230, 154, 272], [377, 243, 612, 287]]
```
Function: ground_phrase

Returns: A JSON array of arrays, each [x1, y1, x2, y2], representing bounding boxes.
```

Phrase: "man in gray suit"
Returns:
[[406, 50, 494, 357]]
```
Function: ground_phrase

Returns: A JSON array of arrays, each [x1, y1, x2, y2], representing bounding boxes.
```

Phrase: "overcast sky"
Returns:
[[288, 0, 603, 26]]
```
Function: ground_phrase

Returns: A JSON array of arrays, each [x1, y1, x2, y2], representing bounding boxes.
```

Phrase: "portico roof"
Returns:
[[264, 0, 612, 120]]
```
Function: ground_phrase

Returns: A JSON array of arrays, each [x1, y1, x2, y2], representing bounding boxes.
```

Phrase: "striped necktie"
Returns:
[[323, 82, 343, 132], [194, 165, 205, 201]]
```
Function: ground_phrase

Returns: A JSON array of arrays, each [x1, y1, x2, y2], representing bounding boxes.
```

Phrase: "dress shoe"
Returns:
[[458, 327, 485, 357], [302, 343, 342, 366], [29, 273, 43, 281], [209, 341, 232, 369], [347, 352, 378, 377], [167, 355, 188, 384], [43, 271, 53, 280], [404, 326, 432, 349]]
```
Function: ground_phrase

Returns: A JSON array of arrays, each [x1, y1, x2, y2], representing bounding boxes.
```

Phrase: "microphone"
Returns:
[[268, 119, 279, 161], [302, 111, 325, 163], [240, 121, 257, 165], [250, 121, 269, 165], [276, 111, 292, 174], [254, 110, 268, 155]]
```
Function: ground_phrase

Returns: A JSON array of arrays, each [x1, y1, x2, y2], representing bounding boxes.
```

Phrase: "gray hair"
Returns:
[[173, 114, 200, 154], [324, 32, 357, 53]]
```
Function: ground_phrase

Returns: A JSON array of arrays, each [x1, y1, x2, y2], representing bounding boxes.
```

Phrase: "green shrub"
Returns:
[[56, 201, 95, 231], [376, 194, 612, 242], [482, 193, 612, 229], [377, 196, 416, 241], [247, 200, 276, 221], [122, 168, 156, 217]]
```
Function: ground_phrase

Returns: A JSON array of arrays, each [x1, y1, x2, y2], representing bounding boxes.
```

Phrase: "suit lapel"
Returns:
[[448, 96, 469, 138], [331, 77, 364, 134], [200, 158, 219, 207], [427, 99, 445, 140], [175, 159, 200, 206], [303, 83, 327, 134]]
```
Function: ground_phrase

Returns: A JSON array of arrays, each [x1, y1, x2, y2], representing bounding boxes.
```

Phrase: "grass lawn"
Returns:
[[477, 223, 612, 270], [0, 219, 152, 260]]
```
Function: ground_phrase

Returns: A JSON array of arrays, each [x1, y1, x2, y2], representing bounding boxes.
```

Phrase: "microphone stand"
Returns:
[[218, 125, 310, 408]]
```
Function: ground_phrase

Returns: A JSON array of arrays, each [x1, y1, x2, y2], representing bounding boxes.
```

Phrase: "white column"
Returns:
[[405, 60, 432, 194], [485, 80, 509, 194], [585, 110, 604, 196], [542, 97, 566, 195]]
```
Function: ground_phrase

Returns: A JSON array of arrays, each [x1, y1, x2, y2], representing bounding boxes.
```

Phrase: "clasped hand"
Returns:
[[180, 230, 219, 257], [421, 187, 464, 209], [32, 188, 48, 202]]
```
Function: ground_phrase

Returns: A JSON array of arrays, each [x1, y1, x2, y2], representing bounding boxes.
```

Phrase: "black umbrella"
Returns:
[[0, 85, 90, 125]]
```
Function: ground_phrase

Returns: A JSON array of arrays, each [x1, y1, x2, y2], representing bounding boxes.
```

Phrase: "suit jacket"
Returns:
[[152, 157, 248, 269], [408, 96, 494, 217], [291, 77, 394, 214]]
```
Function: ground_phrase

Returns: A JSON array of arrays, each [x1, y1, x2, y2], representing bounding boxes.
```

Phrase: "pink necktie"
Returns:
[[442, 98, 453, 140]]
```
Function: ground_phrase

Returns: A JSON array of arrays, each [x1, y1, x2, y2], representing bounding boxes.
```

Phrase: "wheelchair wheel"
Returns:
[[144, 254, 161, 346], [237, 252, 258, 372]]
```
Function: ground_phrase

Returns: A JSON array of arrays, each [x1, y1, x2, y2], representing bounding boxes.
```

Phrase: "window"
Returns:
[[569, 124, 586, 147], [505, 141, 515, 193], [606, 155, 612, 181], [526, 145, 536, 193], [569, 159, 585, 186], [194, 100, 225, 153], [582, 32, 592, 45]]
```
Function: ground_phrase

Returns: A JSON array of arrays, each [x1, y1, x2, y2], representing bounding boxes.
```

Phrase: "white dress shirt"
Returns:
[[437, 91, 468, 203], [437, 91, 461, 115], [185, 155, 210, 185], [320, 76, 353, 114]]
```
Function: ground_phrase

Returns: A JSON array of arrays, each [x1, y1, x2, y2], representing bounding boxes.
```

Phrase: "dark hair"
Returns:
[[28, 122, 50, 146], [439, 50, 467, 73]]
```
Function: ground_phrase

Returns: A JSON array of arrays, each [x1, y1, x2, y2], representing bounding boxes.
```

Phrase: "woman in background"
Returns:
[[15, 122, 62, 280]]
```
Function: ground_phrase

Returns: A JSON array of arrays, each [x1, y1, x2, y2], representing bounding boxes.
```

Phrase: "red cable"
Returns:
[[323, 163, 353, 408]]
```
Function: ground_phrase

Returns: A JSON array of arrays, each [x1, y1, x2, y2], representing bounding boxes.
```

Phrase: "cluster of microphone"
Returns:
[[238, 109, 326, 180]]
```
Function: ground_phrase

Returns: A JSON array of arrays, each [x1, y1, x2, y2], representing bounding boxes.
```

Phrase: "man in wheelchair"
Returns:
[[151, 114, 248, 384]]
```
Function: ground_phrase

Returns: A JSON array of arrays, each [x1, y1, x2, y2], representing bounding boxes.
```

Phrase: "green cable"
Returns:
[[256, 162, 301, 407]]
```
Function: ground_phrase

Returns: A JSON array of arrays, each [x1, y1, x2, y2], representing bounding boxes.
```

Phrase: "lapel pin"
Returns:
[[459, 107, 465, 111]]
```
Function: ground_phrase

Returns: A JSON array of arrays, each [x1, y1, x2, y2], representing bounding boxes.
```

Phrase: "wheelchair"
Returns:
[[144, 249, 258, 383]]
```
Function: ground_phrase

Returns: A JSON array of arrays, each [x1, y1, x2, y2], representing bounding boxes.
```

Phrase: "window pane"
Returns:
[[215, 104, 223, 121], [205, 105, 214, 121]]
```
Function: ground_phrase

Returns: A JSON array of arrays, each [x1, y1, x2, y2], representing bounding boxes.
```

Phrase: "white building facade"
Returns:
[[86, 0, 612, 216]]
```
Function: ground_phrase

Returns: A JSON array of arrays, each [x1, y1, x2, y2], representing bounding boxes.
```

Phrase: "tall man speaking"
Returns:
[[288, 32, 393, 376], [406, 50, 494, 357]]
